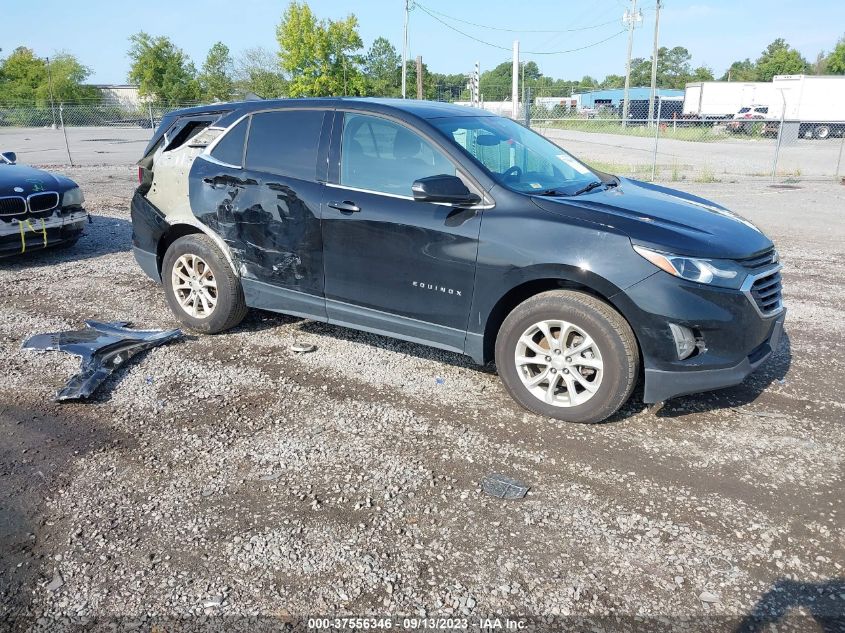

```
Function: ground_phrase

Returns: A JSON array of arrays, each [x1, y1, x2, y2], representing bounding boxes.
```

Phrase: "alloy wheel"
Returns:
[[514, 319, 604, 407], [171, 253, 218, 319]]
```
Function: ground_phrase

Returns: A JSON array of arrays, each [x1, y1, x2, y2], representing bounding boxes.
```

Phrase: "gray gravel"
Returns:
[[0, 167, 843, 631]]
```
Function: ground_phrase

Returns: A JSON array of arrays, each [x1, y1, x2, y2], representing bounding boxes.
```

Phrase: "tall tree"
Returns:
[[198, 42, 233, 101], [721, 59, 757, 81], [275, 1, 365, 97], [479, 60, 541, 101], [825, 34, 845, 74], [363, 37, 400, 97], [755, 38, 809, 81], [599, 74, 625, 89], [0, 48, 97, 105], [233, 46, 287, 98], [127, 32, 200, 104]]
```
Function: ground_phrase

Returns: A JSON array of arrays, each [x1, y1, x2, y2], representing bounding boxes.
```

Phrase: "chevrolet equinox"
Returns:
[[131, 99, 785, 423]]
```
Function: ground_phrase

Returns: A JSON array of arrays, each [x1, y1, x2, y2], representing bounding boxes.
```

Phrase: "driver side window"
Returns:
[[340, 113, 455, 196]]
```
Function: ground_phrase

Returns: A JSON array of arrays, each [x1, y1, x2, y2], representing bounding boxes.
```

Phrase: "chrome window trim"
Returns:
[[741, 264, 784, 319]]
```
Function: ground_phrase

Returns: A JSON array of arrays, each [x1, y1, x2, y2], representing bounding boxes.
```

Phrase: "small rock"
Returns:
[[699, 591, 721, 603], [45, 570, 64, 592]]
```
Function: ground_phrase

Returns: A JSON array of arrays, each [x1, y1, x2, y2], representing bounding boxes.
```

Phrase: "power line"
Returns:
[[416, 3, 621, 34], [416, 5, 627, 55]]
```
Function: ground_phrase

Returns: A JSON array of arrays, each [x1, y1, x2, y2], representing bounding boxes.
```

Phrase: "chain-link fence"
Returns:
[[2, 100, 844, 182]]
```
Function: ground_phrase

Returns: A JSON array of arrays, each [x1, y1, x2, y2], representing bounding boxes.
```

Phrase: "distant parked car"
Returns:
[[0, 152, 88, 257], [726, 105, 769, 134]]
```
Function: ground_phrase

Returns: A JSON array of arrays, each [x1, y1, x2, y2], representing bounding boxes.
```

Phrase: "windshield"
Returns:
[[431, 115, 599, 194]]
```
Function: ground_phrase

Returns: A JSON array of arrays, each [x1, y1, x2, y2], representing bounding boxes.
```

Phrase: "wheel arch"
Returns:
[[477, 269, 640, 365], [157, 220, 239, 277]]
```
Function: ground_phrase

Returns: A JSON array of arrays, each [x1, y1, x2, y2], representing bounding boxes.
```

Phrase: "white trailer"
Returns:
[[683, 82, 775, 119], [766, 75, 845, 139]]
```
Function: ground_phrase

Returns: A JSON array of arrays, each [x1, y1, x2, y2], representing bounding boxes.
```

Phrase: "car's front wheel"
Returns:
[[162, 234, 247, 333], [495, 290, 639, 423]]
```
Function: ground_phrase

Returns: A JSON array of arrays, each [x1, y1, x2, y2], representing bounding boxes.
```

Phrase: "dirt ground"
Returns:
[[0, 167, 843, 632]]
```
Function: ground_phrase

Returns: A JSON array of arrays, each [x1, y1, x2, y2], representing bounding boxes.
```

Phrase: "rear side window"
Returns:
[[245, 110, 325, 180], [210, 119, 248, 166]]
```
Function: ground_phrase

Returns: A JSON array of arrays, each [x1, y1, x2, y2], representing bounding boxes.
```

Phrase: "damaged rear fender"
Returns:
[[131, 191, 239, 279]]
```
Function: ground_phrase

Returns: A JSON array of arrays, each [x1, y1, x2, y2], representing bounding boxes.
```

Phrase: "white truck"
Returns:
[[763, 74, 845, 139], [682, 82, 775, 120]]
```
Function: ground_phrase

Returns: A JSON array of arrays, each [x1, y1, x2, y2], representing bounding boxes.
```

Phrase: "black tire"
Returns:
[[161, 234, 247, 334], [495, 290, 639, 424]]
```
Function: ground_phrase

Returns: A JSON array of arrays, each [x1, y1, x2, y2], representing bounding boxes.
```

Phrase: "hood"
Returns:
[[0, 164, 77, 197], [531, 178, 773, 259]]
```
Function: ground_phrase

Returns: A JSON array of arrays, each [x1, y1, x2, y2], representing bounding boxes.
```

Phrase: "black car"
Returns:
[[130, 99, 785, 423], [0, 151, 88, 256]]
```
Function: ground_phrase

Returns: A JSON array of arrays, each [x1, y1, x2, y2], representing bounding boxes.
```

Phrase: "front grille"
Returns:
[[29, 191, 60, 212], [0, 196, 26, 218], [750, 270, 783, 315], [737, 247, 777, 270]]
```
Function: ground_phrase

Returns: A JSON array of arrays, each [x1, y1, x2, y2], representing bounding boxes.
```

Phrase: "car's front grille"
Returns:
[[29, 191, 60, 213], [749, 270, 783, 316], [737, 247, 778, 270], [0, 196, 27, 218]]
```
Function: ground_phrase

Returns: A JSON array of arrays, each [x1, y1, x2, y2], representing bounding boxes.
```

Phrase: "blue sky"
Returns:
[[2, 0, 843, 84]]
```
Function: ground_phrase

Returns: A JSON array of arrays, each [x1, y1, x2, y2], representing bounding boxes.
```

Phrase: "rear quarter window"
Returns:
[[210, 119, 248, 166], [245, 110, 325, 180]]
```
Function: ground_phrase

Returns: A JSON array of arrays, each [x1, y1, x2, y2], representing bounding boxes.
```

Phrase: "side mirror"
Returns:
[[1, 151, 16, 165], [412, 174, 481, 205]]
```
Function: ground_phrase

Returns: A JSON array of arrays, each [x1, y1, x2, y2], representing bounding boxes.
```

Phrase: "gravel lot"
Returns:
[[0, 167, 843, 632]]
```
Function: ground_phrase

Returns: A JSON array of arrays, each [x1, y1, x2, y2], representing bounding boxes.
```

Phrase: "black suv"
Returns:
[[131, 99, 785, 423]]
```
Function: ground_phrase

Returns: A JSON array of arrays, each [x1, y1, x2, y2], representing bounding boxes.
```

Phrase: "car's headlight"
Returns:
[[633, 244, 745, 289], [62, 186, 84, 207]]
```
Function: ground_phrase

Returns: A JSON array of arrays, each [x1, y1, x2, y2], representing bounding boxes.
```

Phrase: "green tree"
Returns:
[[363, 37, 400, 97], [825, 35, 845, 74], [599, 74, 625, 89], [479, 60, 541, 101], [690, 65, 715, 82], [755, 38, 809, 81], [198, 42, 233, 101], [0, 48, 97, 105], [0, 47, 46, 104], [721, 59, 757, 81], [127, 32, 200, 104], [275, 1, 365, 97], [233, 46, 287, 98]]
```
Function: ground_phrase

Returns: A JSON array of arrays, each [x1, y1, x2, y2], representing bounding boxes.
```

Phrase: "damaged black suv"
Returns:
[[131, 99, 785, 423]]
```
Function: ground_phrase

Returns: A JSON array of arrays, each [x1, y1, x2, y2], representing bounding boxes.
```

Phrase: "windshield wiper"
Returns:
[[573, 180, 605, 196], [535, 188, 568, 196]]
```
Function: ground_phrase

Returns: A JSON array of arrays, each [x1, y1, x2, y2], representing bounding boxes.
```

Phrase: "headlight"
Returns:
[[633, 244, 744, 289], [62, 187, 84, 207]]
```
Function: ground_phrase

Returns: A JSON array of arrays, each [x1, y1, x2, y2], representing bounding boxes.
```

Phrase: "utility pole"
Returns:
[[46, 56, 57, 129], [401, 0, 410, 98], [416, 56, 423, 99], [647, 0, 662, 125], [621, 0, 641, 123], [511, 41, 519, 119]]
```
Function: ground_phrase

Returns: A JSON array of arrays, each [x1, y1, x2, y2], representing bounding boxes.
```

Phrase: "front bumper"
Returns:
[[611, 270, 786, 403], [643, 311, 785, 402], [0, 209, 88, 257]]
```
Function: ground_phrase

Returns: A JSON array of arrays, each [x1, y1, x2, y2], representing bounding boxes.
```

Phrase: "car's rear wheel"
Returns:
[[162, 234, 247, 333], [495, 290, 639, 423]]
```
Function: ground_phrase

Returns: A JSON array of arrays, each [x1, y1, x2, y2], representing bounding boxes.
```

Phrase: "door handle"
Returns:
[[328, 200, 360, 213]]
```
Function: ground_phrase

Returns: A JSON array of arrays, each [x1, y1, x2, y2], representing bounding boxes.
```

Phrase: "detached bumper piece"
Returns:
[[22, 320, 183, 401]]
